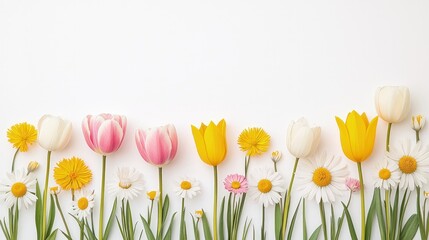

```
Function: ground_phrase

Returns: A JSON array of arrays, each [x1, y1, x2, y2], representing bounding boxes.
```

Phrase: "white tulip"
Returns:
[[375, 86, 410, 123], [38, 115, 72, 151], [286, 118, 321, 159], [412, 115, 425, 131]]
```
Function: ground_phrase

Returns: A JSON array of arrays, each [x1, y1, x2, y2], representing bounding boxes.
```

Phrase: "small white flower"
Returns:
[[248, 168, 285, 207], [386, 141, 429, 191], [0, 169, 37, 209], [373, 159, 400, 190], [108, 167, 144, 201], [295, 152, 348, 203], [71, 190, 95, 220], [175, 177, 200, 199], [412, 115, 425, 132], [271, 151, 282, 163]]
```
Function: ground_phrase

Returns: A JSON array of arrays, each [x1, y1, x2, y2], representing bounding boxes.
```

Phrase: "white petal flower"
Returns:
[[386, 141, 429, 191], [108, 167, 144, 201], [175, 177, 200, 199], [286, 118, 321, 159], [71, 190, 95, 220], [412, 115, 425, 131], [248, 168, 285, 207], [295, 152, 348, 203], [375, 86, 410, 123], [373, 159, 400, 190], [0, 169, 37, 209]]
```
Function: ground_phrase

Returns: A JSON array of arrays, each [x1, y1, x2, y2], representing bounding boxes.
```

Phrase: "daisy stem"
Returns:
[[80, 220, 84, 240], [416, 130, 420, 142], [386, 123, 392, 152], [319, 200, 327, 240], [213, 166, 218, 240], [385, 189, 390, 240], [261, 205, 266, 240], [244, 156, 250, 178], [53, 193, 71, 238], [303, 199, 307, 240], [41, 150, 52, 240], [281, 157, 299, 239], [148, 200, 154, 225], [157, 167, 163, 238], [11, 148, 19, 172], [273, 161, 278, 172], [357, 162, 365, 240], [180, 198, 185, 240], [99, 155, 107, 240]]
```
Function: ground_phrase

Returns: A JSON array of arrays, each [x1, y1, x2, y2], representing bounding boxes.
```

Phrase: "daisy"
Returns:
[[7, 122, 37, 152], [53, 157, 92, 191], [295, 152, 348, 203], [386, 141, 429, 191], [373, 159, 400, 190], [224, 174, 248, 194], [248, 168, 285, 207], [71, 190, 95, 220], [237, 127, 271, 156], [108, 167, 144, 201], [175, 177, 200, 199], [0, 169, 37, 209]]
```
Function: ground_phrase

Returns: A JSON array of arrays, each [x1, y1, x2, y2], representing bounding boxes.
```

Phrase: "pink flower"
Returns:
[[135, 124, 178, 167], [345, 177, 360, 192], [224, 174, 248, 194], [82, 114, 127, 155]]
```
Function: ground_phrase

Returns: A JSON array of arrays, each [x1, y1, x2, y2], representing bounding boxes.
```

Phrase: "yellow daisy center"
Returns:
[[231, 181, 241, 189], [398, 155, 417, 174], [180, 181, 192, 190], [78, 197, 89, 210], [147, 191, 157, 200], [11, 182, 27, 197], [119, 181, 131, 189], [379, 168, 391, 180], [257, 179, 272, 193], [312, 167, 332, 187]]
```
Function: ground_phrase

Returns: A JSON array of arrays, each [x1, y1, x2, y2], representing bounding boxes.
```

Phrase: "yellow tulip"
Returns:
[[191, 119, 227, 166], [335, 110, 378, 163]]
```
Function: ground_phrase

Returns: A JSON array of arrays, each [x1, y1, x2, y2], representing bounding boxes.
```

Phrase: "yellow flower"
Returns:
[[237, 127, 270, 156], [7, 122, 37, 152], [53, 157, 92, 191], [191, 119, 227, 166], [335, 111, 378, 162]]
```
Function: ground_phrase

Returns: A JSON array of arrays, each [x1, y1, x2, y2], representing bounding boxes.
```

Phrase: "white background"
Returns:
[[1, 1, 429, 239]]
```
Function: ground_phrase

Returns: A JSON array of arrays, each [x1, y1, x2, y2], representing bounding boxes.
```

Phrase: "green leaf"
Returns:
[[302, 200, 307, 240], [104, 198, 118, 239], [287, 198, 301, 240], [162, 195, 170, 223], [46, 229, 58, 240], [342, 203, 358, 240], [219, 197, 225, 240], [163, 212, 176, 240], [241, 218, 252, 240], [390, 188, 399, 239], [190, 215, 200, 240], [400, 214, 419, 240], [397, 190, 411, 240], [330, 204, 336, 240], [60, 230, 73, 240], [275, 203, 282, 240], [46, 195, 56, 238], [35, 182, 42, 240], [309, 225, 322, 240], [201, 210, 213, 240], [140, 215, 155, 240], [226, 194, 232, 238], [374, 188, 386, 240]]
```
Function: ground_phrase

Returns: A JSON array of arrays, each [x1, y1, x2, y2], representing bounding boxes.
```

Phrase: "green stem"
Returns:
[[417, 187, 425, 239], [148, 200, 154, 225], [244, 156, 250, 178], [213, 166, 218, 240], [80, 219, 84, 240], [281, 157, 299, 238], [274, 161, 278, 172], [303, 199, 307, 240], [99, 155, 107, 240], [386, 123, 392, 152], [13, 203, 19, 240], [319, 200, 327, 240], [357, 162, 365, 240], [11, 148, 19, 172], [335, 191, 352, 240], [157, 167, 163, 238], [416, 130, 420, 142], [41, 151, 51, 240], [386, 189, 390, 240], [54, 193, 71, 238], [180, 198, 185, 240], [261, 205, 266, 240]]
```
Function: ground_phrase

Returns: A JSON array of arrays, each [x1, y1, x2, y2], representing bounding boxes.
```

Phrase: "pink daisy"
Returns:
[[224, 174, 248, 194]]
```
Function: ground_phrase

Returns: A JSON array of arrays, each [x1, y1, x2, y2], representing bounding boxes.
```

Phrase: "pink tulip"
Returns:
[[82, 114, 127, 155], [135, 124, 178, 167]]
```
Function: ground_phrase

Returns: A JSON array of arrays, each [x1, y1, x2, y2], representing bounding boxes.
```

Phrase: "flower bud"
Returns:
[[412, 115, 425, 131], [27, 161, 39, 173]]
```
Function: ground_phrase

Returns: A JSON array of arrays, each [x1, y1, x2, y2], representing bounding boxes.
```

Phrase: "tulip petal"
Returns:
[[364, 116, 378, 159], [135, 130, 150, 162], [205, 121, 226, 166], [290, 127, 313, 158], [97, 120, 124, 154], [335, 116, 355, 161], [144, 128, 172, 166], [191, 125, 210, 165], [346, 111, 366, 161], [166, 124, 178, 160]]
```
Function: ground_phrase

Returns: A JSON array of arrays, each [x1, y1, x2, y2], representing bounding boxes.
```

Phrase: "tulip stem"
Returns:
[[41, 150, 51, 240], [157, 167, 163, 238], [386, 123, 392, 152], [213, 166, 218, 240], [357, 162, 365, 240], [281, 157, 299, 239], [11, 148, 19, 172], [99, 155, 106, 240]]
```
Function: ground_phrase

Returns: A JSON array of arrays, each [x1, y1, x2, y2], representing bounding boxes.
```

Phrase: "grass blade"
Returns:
[[342, 202, 358, 240]]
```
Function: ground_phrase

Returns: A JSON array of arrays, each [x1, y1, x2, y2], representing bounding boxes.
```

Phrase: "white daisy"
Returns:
[[175, 177, 201, 199], [71, 190, 95, 220], [386, 141, 429, 191], [0, 168, 37, 209], [296, 152, 348, 203], [248, 168, 285, 207], [373, 159, 400, 190], [108, 167, 144, 201]]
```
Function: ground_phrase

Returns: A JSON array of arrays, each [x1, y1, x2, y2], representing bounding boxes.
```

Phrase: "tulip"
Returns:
[[336, 110, 378, 240], [37, 114, 72, 240], [191, 119, 227, 240], [281, 117, 320, 238], [375, 86, 410, 124], [135, 124, 178, 237], [82, 113, 126, 240]]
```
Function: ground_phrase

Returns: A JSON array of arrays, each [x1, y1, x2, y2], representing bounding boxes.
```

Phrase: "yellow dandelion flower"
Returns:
[[237, 127, 270, 156], [7, 122, 38, 152], [53, 157, 92, 191]]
